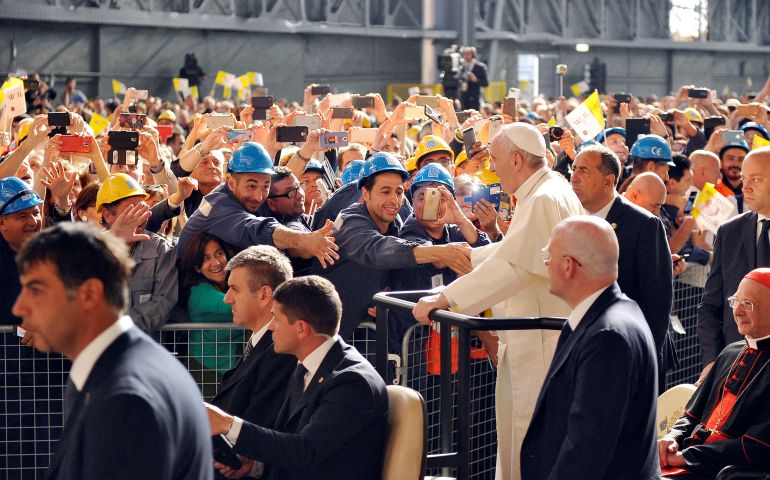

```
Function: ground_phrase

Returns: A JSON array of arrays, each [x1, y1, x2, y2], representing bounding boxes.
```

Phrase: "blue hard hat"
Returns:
[[719, 140, 750, 158], [0, 176, 43, 216], [411, 163, 455, 195], [740, 122, 770, 140], [340, 160, 365, 186], [228, 142, 274, 174], [630, 135, 674, 166], [304, 159, 325, 174], [357, 152, 410, 189], [596, 127, 626, 143], [577, 140, 600, 152]]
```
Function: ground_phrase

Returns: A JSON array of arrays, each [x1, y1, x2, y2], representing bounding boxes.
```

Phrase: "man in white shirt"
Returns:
[[572, 145, 674, 390], [205, 276, 388, 480], [12, 222, 212, 480], [521, 216, 659, 480], [413, 122, 584, 480], [209, 245, 297, 478]]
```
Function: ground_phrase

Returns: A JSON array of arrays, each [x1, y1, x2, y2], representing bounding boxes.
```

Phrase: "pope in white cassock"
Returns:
[[413, 123, 584, 480]]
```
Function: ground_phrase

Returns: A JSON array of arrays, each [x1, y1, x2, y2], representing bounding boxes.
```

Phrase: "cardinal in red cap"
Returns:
[[659, 267, 770, 479]]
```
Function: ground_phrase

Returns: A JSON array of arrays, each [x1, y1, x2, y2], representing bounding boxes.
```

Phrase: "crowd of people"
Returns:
[[2, 57, 770, 479]]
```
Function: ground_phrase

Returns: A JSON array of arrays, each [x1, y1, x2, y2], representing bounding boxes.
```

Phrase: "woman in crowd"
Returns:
[[179, 230, 241, 398]]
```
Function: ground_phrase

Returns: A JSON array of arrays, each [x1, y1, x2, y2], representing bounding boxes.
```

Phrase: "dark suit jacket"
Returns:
[[520, 284, 660, 480], [697, 211, 758, 364], [211, 331, 295, 429], [46, 327, 212, 480], [232, 338, 389, 480], [606, 196, 673, 360]]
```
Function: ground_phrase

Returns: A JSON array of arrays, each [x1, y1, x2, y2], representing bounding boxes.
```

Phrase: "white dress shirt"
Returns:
[[589, 192, 618, 220], [248, 322, 271, 349], [69, 315, 134, 391], [566, 286, 609, 332], [227, 335, 340, 445], [756, 213, 769, 243]]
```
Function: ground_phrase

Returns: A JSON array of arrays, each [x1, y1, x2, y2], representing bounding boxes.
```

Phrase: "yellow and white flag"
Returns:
[[89, 113, 110, 137], [570, 81, 590, 97], [565, 90, 604, 142], [692, 182, 738, 234], [112, 79, 126, 95], [215, 71, 232, 86], [1, 77, 26, 117]]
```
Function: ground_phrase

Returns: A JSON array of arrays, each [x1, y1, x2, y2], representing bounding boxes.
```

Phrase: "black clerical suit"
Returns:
[[211, 330, 295, 429], [46, 326, 212, 480], [520, 284, 660, 480], [231, 337, 388, 480], [698, 212, 767, 365], [662, 338, 770, 479]]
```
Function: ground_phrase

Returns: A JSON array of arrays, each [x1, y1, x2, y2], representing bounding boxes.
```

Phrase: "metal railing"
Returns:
[[373, 290, 566, 480]]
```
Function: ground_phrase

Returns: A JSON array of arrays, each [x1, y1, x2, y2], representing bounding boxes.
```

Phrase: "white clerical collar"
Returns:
[[567, 286, 610, 331], [746, 332, 770, 349], [70, 316, 134, 391], [513, 167, 550, 203], [299, 335, 339, 389]]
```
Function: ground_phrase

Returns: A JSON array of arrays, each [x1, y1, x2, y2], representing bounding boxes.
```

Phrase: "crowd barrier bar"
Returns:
[[373, 290, 566, 480]]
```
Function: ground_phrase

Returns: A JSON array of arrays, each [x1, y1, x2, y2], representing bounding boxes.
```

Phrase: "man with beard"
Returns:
[[178, 142, 338, 268], [715, 139, 750, 213], [265, 166, 314, 276]]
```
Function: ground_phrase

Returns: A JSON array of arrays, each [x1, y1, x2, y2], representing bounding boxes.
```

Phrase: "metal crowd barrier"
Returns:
[[373, 290, 566, 480]]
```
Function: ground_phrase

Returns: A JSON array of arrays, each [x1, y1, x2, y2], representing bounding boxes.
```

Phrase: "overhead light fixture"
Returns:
[[575, 43, 590, 53]]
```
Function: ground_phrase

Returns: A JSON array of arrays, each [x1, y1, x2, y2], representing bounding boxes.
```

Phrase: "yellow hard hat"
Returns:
[[454, 150, 468, 168], [17, 118, 34, 143], [158, 109, 177, 123], [684, 108, 703, 124], [407, 125, 421, 141], [96, 173, 148, 213], [404, 156, 418, 172], [414, 135, 454, 167], [476, 166, 500, 185]]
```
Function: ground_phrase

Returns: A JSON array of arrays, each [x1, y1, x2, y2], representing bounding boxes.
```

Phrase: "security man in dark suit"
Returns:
[[521, 216, 659, 480], [212, 245, 297, 428], [460, 46, 489, 111], [571, 145, 674, 388], [12, 222, 212, 480], [698, 147, 770, 380], [205, 275, 389, 480]]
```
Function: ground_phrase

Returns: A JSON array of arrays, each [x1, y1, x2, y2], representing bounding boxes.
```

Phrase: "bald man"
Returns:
[[689, 150, 721, 192], [699, 147, 770, 380], [625, 172, 667, 216], [521, 216, 659, 480], [662, 268, 770, 479]]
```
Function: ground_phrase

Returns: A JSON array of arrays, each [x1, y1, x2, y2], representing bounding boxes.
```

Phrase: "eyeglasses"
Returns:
[[540, 247, 583, 267], [268, 185, 302, 200], [728, 296, 755, 312]]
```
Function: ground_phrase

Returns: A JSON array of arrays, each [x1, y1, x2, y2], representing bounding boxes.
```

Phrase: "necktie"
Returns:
[[555, 324, 573, 353], [63, 377, 78, 425], [235, 339, 255, 368], [287, 363, 308, 413], [757, 219, 770, 267]]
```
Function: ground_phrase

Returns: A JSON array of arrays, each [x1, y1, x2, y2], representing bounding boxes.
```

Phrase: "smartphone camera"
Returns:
[[688, 88, 709, 99]]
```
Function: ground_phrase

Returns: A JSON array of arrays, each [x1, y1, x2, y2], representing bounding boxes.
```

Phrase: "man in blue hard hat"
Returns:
[[390, 163, 492, 350], [597, 127, 629, 165], [619, 134, 676, 192], [740, 121, 769, 147], [339, 160, 365, 187], [300, 159, 328, 214], [178, 142, 338, 268], [0, 176, 43, 325], [314, 153, 472, 339]]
